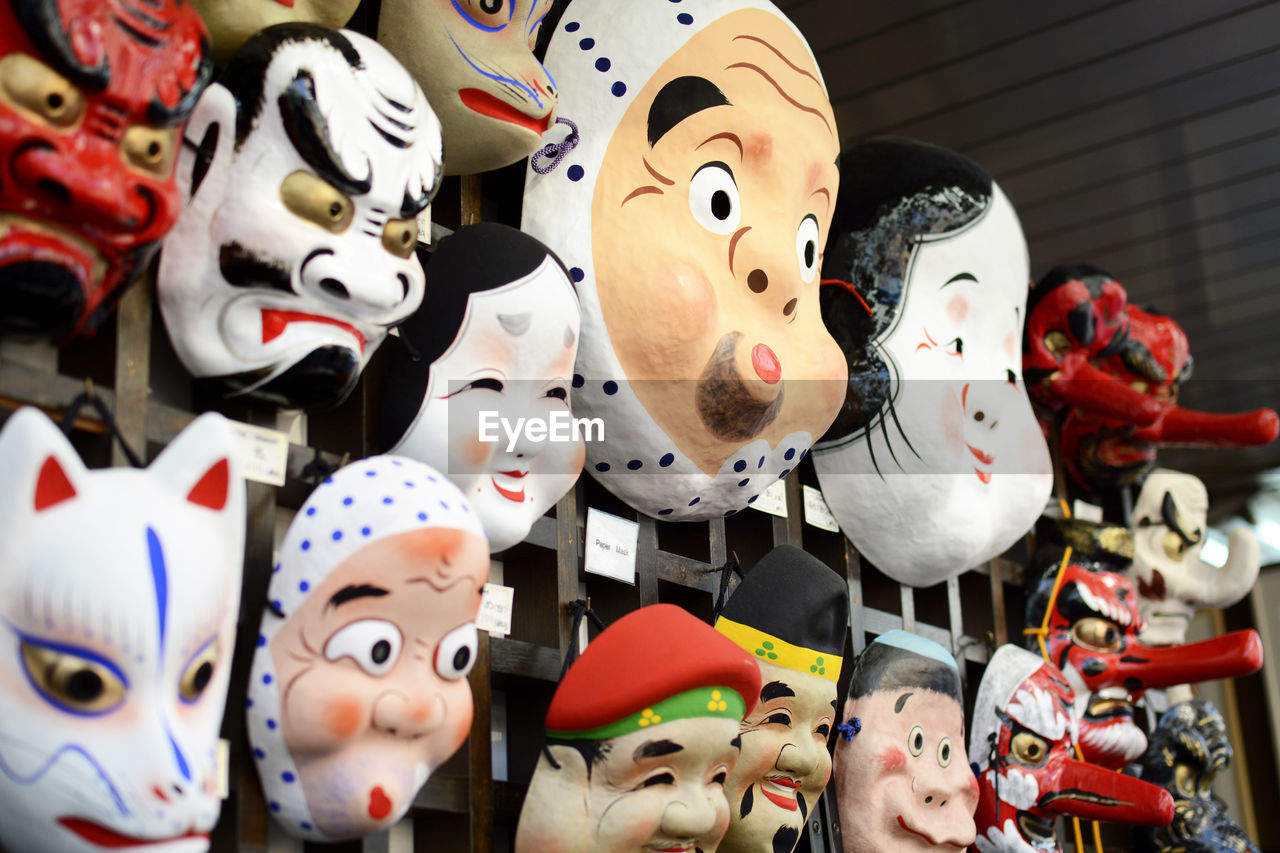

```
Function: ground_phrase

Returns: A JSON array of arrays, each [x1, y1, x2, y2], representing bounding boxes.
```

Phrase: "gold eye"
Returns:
[[1071, 616, 1124, 652], [907, 725, 925, 757], [1162, 530, 1189, 561], [1174, 763, 1197, 798], [0, 53, 86, 130], [122, 125, 176, 177], [179, 641, 218, 703], [1010, 732, 1049, 766], [1044, 330, 1071, 357], [280, 170, 354, 233], [382, 217, 419, 258], [21, 640, 126, 714]]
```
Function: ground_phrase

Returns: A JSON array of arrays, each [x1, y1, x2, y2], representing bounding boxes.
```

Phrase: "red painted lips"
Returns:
[[458, 88, 552, 136]]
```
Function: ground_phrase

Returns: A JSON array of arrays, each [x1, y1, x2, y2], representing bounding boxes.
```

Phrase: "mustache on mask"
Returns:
[[219, 242, 293, 293]]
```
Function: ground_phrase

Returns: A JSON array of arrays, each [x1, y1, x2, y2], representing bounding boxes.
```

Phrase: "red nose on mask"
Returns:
[[1110, 630, 1263, 690], [1130, 406, 1279, 447], [1047, 353, 1167, 426], [1039, 759, 1173, 826]]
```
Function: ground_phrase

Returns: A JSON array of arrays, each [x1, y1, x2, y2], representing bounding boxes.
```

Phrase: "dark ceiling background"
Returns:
[[777, 0, 1280, 518]]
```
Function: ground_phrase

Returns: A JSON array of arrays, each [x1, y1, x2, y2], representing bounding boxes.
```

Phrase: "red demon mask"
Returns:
[[0, 0, 212, 340], [970, 646, 1173, 853], [1027, 557, 1262, 770]]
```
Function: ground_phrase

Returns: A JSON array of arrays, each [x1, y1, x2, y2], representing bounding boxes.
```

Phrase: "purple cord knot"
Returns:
[[837, 718, 861, 741], [530, 117, 580, 175]]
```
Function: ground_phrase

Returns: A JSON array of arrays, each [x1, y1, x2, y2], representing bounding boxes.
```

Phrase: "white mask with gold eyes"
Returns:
[[0, 408, 245, 853], [158, 25, 443, 411]]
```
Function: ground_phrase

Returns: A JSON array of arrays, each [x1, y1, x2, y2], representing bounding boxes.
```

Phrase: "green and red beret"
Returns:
[[546, 603, 761, 741]]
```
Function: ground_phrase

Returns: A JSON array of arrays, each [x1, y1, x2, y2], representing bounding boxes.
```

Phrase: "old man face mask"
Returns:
[[970, 645, 1173, 853], [0, 0, 212, 341], [1127, 468, 1260, 647], [813, 139, 1052, 588], [192, 0, 360, 64], [521, 0, 847, 521], [157, 24, 443, 411], [379, 223, 584, 553], [832, 631, 978, 853], [0, 407, 245, 853], [1025, 554, 1262, 770], [516, 603, 762, 853], [247, 456, 488, 841], [377, 0, 558, 175], [713, 545, 848, 853]]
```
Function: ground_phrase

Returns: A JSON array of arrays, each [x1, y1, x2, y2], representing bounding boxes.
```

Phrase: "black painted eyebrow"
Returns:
[[941, 272, 978, 289], [895, 692, 913, 714], [327, 584, 390, 609], [647, 76, 731, 148], [761, 681, 796, 702], [279, 71, 373, 197], [634, 739, 683, 761]]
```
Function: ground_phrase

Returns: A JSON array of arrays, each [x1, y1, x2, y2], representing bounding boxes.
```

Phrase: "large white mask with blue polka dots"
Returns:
[[0, 407, 245, 853], [522, 0, 847, 521], [246, 456, 488, 841]]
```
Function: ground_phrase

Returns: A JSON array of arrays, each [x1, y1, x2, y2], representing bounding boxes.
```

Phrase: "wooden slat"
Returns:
[[112, 274, 152, 465]]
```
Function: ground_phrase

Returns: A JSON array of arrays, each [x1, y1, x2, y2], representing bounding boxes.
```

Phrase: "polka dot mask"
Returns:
[[247, 455, 487, 841], [522, 0, 846, 521]]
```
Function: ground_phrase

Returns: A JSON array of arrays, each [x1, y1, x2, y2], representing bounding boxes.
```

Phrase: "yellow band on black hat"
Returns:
[[716, 617, 841, 682]]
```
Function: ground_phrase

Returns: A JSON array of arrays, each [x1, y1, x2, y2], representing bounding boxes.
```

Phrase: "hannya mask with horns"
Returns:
[[522, 0, 847, 521], [812, 139, 1052, 588], [1127, 468, 1260, 647], [970, 645, 1173, 853], [379, 223, 584, 553], [516, 604, 762, 853], [832, 631, 978, 852], [246, 456, 488, 841], [378, 0, 558, 175], [0, 0, 212, 341], [1024, 265, 1278, 493], [0, 407, 245, 853], [713, 545, 848, 853], [158, 24, 443, 411], [192, 0, 361, 64], [1025, 554, 1262, 769], [1134, 698, 1259, 853]]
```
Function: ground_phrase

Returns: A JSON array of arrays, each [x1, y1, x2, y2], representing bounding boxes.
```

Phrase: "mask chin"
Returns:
[[0, 261, 85, 339], [208, 345, 363, 410]]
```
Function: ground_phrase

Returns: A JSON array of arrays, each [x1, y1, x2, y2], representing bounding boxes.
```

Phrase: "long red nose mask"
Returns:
[[1095, 630, 1263, 693]]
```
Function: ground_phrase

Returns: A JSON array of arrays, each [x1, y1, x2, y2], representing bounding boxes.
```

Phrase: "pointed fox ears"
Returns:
[[0, 407, 242, 515]]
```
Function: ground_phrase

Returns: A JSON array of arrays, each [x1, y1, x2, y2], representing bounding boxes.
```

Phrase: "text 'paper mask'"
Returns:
[[516, 603, 762, 853], [814, 139, 1052, 587], [378, 0, 558, 175], [0, 407, 245, 853], [522, 0, 847, 520], [380, 222, 584, 552], [247, 456, 487, 841], [0, 0, 212, 340], [833, 630, 977, 852], [158, 24, 443, 410]]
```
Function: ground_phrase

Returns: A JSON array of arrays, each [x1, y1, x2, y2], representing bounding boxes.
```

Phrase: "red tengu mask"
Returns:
[[0, 0, 212, 340]]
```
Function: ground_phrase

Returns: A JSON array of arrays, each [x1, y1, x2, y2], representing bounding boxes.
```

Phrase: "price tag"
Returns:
[[585, 507, 639, 585], [476, 583, 515, 637], [216, 738, 230, 800], [751, 479, 789, 518], [1072, 499, 1104, 523], [803, 485, 840, 533], [228, 421, 289, 486]]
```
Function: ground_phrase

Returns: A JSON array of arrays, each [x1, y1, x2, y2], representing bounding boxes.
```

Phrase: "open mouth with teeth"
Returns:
[[1084, 694, 1133, 722], [57, 817, 210, 848], [760, 776, 801, 810], [0, 212, 110, 290], [1015, 810, 1056, 844], [491, 469, 527, 503], [260, 309, 367, 353]]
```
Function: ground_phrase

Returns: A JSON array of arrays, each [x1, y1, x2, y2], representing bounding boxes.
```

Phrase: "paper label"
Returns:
[[476, 583, 514, 637], [1073, 499, 1104, 524], [584, 507, 639, 585], [803, 485, 840, 533], [751, 479, 789, 518], [228, 421, 289, 486], [216, 738, 230, 800]]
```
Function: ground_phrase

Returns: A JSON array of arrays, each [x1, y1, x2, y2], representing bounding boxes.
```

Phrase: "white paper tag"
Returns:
[[803, 485, 840, 532], [228, 421, 289, 486], [584, 507, 639, 585], [751, 480, 789, 518], [1073, 499, 1104, 523], [476, 583, 514, 637], [216, 738, 230, 800]]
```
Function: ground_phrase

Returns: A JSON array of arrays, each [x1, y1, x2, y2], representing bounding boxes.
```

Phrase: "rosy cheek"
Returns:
[[968, 773, 980, 797], [461, 433, 490, 468], [946, 294, 969, 325], [941, 385, 966, 457], [747, 131, 773, 166], [1004, 330, 1016, 361], [879, 746, 906, 772], [325, 696, 365, 740]]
